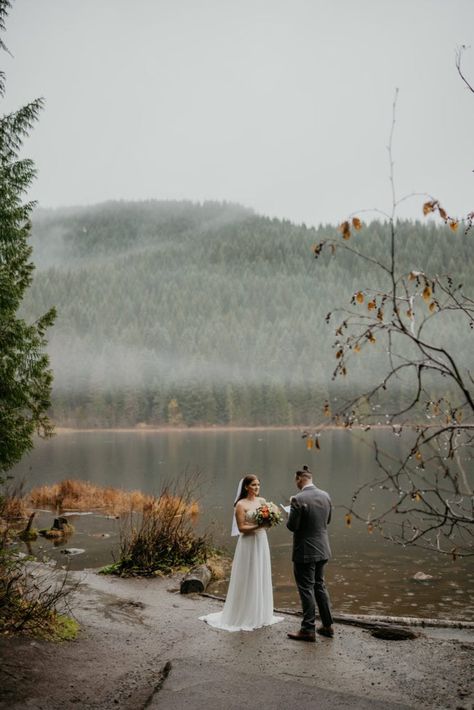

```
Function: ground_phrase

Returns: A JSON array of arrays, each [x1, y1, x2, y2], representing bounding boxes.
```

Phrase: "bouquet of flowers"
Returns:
[[255, 501, 282, 528]]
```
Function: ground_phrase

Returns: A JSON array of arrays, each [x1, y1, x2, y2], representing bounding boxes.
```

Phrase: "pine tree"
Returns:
[[0, 0, 56, 472]]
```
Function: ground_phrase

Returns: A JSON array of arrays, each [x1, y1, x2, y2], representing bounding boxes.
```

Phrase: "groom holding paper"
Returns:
[[285, 466, 334, 642]]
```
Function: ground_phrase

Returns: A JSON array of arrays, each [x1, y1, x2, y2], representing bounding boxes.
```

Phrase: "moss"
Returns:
[[26, 613, 80, 642], [50, 614, 80, 641], [34, 614, 80, 641], [98, 562, 122, 575], [18, 528, 38, 541], [38, 524, 74, 539]]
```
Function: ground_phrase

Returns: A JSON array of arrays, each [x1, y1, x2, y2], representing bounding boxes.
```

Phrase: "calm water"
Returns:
[[13, 428, 474, 621]]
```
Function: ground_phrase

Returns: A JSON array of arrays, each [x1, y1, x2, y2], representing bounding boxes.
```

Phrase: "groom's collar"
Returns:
[[302, 483, 315, 490]]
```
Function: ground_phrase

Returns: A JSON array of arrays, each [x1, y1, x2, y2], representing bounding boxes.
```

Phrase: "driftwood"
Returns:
[[180, 564, 212, 594], [199, 592, 474, 631], [19, 512, 37, 541]]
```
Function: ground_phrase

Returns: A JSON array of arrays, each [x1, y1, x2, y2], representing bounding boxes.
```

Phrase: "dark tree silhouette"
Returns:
[[0, 0, 56, 473]]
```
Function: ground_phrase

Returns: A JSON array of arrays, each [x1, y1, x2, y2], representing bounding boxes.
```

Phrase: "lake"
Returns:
[[13, 428, 474, 621]]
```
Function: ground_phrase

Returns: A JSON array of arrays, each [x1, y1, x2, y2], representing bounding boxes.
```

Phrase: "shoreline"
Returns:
[[54, 423, 414, 434], [1, 569, 472, 709]]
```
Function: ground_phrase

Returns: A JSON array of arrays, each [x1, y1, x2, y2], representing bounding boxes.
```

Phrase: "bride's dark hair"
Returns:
[[234, 474, 259, 505]]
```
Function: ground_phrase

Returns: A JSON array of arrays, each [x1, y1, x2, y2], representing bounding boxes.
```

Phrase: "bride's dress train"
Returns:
[[200, 528, 283, 632]]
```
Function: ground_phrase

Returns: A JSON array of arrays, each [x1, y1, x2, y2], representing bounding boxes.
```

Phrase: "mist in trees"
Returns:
[[22, 200, 473, 427]]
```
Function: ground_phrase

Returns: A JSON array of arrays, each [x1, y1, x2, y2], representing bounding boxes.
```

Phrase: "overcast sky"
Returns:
[[4, 0, 474, 225]]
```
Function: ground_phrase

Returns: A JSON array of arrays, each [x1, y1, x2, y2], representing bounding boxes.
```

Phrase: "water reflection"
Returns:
[[13, 428, 474, 620]]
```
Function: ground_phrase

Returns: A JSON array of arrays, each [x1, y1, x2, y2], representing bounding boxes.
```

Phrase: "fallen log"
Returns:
[[199, 592, 474, 630], [180, 565, 212, 594]]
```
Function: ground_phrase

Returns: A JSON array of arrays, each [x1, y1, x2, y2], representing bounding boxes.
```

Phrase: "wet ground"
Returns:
[[0, 569, 472, 710]]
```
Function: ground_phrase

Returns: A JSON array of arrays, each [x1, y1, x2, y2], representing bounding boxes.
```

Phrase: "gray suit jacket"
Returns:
[[286, 484, 332, 563]]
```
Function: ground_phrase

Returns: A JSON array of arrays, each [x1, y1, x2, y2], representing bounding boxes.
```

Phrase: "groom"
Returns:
[[286, 466, 334, 642]]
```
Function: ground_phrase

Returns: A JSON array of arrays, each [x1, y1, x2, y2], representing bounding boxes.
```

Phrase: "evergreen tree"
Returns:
[[0, 0, 55, 471]]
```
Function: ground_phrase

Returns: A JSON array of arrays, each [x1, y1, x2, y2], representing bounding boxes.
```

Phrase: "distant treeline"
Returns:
[[23, 200, 473, 427]]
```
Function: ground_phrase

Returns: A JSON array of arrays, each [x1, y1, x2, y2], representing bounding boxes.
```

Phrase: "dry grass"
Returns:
[[205, 554, 229, 581], [28, 479, 200, 517], [108, 477, 212, 576], [0, 558, 76, 637], [0, 488, 76, 638], [2, 494, 29, 521]]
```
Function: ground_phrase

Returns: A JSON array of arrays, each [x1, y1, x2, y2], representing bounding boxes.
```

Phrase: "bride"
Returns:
[[200, 474, 283, 632]]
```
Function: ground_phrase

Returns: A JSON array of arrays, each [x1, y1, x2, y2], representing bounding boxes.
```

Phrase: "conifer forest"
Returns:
[[24, 200, 473, 427]]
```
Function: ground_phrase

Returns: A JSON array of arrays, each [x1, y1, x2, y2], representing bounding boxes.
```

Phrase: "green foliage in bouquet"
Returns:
[[254, 502, 282, 528]]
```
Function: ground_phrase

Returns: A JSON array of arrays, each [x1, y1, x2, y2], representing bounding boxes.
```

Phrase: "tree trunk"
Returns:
[[24, 512, 36, 533], [52, 516, 70, 531]]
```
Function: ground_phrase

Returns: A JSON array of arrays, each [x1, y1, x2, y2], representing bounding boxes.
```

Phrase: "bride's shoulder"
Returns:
[[235, 499, 246, 510]]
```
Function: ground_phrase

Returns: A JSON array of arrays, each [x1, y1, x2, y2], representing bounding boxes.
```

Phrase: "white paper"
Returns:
[[280, 503, 291, 514]]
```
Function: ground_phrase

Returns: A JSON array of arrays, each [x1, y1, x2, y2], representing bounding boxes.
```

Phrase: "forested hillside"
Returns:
[[22, 200, 473, 427]]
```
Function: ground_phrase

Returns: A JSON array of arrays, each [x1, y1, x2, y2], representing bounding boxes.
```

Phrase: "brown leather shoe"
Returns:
[[287, 630, 316, 642], [316, 626, 334, 638]]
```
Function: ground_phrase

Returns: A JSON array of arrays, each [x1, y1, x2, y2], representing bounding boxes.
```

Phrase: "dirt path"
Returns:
[[0, 570, 472, 710]]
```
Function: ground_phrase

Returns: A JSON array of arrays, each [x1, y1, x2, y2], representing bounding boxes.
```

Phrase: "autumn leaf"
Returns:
[[412, 491, 422, 502], [306, 437, 314, 450], [438, 207, 447, 220], [423, 200, 436, 215], [323, 401, 331, 417], [429, 301, 436, 313], [406, 308, 413, 319], [422, 286, 432, 302], [367, 299, 376, 311], [336, 349, 343, 359], [353, 343, 361, 353], [345, 513, 352, 528], [415, 450, 422, 461], [377, 308, 384, 321], [339, 221, 351, 240], [315, 438, 321, 450], [356, 291, 364, 304], [342, 366, 347, 376], [352, 217, 362, 230], [367, 522, 374, 534], [367, 332, 376, 343], [449, 220, 459, 232]]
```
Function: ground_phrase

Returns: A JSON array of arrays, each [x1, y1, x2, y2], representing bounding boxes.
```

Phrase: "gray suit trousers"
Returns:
[[293, 559, 333, 631]]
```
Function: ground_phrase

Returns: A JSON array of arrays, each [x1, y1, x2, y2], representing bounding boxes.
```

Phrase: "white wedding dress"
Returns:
[[200, 513, 283, 632]]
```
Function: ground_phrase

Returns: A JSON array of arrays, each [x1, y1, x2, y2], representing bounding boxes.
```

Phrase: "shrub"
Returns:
[[109, 478, 213, 576]]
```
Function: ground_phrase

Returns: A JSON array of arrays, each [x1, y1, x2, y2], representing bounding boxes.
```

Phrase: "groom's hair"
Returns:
[[296, 466, 312, 480]]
